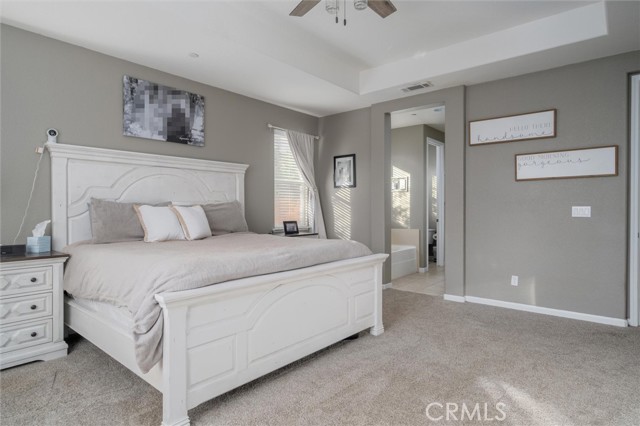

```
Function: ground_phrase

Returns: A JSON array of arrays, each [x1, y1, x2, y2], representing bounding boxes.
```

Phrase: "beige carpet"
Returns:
[[1, 289, 639, 425]]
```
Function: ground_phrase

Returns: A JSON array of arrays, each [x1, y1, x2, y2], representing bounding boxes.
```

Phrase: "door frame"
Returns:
[[629, 73, 640, 327], [427, 138, 445, 266]]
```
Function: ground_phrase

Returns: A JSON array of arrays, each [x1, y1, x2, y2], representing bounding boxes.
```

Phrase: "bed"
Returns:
[[48, 143, 387, 426]]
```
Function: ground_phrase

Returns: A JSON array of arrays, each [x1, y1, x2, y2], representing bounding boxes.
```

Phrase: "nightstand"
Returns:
[[0, 252, 68, 369]]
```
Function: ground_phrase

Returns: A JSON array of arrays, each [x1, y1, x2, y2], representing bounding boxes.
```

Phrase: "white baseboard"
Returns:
[[382, 283, 393, 290], [465, 296, 628, 327], [443, 294, 465, 303], [418, 267, 428, 273]]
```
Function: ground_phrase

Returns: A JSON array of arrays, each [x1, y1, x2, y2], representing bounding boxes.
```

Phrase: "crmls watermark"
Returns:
[[425, 402, 507, 422]]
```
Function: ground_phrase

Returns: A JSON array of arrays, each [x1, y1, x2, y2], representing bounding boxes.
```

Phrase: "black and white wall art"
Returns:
[[123, 75, 205, 146]]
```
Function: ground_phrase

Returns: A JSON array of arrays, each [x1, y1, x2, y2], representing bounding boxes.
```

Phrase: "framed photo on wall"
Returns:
[[391, 177, 408, 192], [334, 154, 356, 188]]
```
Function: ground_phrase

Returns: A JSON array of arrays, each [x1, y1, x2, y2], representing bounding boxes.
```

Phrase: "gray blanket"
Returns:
[[63, 233, 372, 373]]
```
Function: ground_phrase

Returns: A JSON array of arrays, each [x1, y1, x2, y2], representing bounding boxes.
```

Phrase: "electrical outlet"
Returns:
[[510, 275, 519, 286], [35, 146, 44, 154]]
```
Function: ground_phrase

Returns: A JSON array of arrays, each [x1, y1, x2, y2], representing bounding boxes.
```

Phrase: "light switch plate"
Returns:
[[572, 206, 591, 217]]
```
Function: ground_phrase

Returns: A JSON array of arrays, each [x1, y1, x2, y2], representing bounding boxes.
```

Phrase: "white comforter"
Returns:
[[63, 233, 372, 373]]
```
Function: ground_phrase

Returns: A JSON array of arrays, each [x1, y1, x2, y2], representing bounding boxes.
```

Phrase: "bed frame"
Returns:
[[47, 143, 386, 426]]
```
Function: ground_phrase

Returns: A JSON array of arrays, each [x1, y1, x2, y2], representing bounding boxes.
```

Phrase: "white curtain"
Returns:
[[286, 130, 327, 239]]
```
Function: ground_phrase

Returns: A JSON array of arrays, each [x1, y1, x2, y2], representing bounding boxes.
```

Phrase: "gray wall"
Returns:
[[318, 88, 466, 287], [391, 125, 425, 232], [466, 51, 640, 319], [317, 108, 371, 247], [0, 25, 318, 244], [371, 88, 466, 288]]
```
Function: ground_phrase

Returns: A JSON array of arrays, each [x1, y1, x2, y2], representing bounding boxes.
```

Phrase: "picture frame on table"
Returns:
[[283, 221, 299, 235]]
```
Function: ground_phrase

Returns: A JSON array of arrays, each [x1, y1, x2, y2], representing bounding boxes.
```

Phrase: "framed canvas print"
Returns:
[[469, 109, 556, 146], [515, 145, 618, 181], [334, 154, 356, 188], [123, 75, 205, 146]]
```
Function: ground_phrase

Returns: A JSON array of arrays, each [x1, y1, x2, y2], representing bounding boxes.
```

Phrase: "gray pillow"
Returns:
[[89, 198, 168, 244], [201, 201, 249, 235]]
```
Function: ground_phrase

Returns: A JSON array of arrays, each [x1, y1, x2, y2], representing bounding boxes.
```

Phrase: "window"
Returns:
[[273, 129, 313, 231]]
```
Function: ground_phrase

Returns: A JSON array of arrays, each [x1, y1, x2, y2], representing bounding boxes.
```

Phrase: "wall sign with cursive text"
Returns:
[[515, 146, 618, 181], [469, 109, 556, 146]]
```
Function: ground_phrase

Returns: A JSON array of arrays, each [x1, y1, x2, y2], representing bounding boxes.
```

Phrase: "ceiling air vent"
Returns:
[[401, 81, 433, 93]]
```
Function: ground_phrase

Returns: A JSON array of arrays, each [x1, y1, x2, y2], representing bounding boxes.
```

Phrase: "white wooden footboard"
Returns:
[[156, 254, 386, 426]]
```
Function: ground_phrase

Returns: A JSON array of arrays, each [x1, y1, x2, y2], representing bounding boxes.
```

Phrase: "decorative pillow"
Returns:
[[89, 198, 169, 244], [171, 205, 212, 240], [134, 205, 186, 242], [201, 201, 249, 235]]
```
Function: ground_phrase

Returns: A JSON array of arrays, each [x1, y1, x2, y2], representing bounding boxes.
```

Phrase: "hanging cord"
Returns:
[[13, 145, 46, 244], [344, 0, 347, 25]]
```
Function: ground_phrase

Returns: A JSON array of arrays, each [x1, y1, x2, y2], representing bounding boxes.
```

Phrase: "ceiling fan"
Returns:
[[290, 0, 397, 19]]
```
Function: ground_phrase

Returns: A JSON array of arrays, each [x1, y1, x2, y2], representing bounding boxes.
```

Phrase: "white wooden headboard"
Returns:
[[47, 143, 249, 250]]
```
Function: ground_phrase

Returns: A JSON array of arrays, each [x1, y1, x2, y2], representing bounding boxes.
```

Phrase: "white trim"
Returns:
[[382, 282, 393, 290], [465, 296, 628, 327], [629, 73, 640, 327], [443, 294, 465, 303], [418, 267, 428, 273], [427, 138, 445, 267]]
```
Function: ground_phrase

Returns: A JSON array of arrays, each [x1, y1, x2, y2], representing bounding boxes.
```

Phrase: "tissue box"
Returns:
[[26, 236, 51, 253]]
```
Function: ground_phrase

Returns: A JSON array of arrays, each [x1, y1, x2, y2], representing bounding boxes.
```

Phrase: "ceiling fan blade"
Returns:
[[368, 0, 397, 18], [290, 0, 321, 17]]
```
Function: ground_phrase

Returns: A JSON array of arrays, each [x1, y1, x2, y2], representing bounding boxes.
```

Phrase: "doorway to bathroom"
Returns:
[[389, 104, 445, 296]]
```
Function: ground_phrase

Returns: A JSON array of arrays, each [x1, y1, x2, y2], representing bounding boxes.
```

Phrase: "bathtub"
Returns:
[[391, 244, 418, 280]]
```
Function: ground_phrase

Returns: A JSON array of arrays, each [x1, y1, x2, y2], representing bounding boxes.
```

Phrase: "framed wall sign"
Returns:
[[334, 154, 356, 188], [469, 109, 556, 146], [515, 145, 618, 181]]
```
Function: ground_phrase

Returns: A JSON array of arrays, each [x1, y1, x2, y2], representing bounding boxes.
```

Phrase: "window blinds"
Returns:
[[273, 130, 312, 230]]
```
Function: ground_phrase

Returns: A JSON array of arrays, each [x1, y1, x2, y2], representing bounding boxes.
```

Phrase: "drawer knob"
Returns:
[[30, 277, 37, 283], [30, 332, 37, 338], [30, 305, 37, 310]]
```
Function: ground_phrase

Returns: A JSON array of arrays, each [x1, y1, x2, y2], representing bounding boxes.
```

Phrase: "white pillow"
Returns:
[[171, 205, 212, 240], [134, 205, 186, 242]]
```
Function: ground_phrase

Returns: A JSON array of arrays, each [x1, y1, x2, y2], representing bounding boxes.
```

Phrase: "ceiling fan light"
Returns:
[[354, 0, 368, 11], [326, 0, 339, 14]]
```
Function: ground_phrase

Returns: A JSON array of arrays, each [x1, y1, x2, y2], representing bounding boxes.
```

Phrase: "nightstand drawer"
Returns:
[[0, 293, 52, 325], [0, 319, 52, 354], [0, 267, 52, 296]]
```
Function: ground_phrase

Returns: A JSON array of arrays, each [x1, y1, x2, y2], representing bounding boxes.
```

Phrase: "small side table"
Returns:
[[0, 252, 69, 369]]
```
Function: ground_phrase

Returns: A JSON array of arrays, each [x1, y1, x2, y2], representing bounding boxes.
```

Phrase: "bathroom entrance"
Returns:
[[389, 104, 445, 296]]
